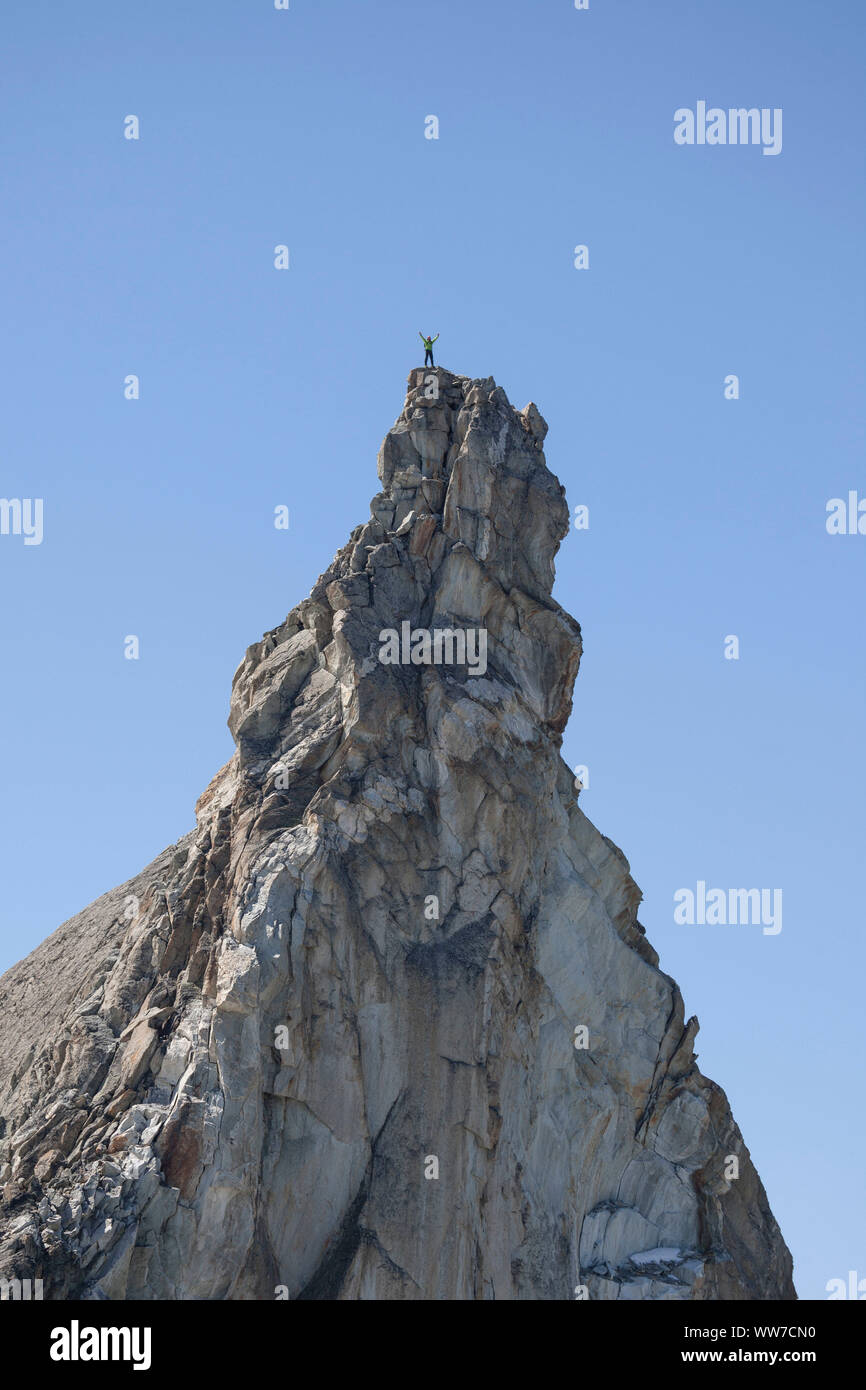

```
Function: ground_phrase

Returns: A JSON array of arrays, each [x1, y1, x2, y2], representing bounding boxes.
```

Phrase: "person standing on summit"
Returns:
[[419, 332, 439, 367]]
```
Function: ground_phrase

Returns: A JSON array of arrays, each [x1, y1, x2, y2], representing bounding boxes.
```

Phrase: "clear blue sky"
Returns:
[[1, 0, 863, 1301]]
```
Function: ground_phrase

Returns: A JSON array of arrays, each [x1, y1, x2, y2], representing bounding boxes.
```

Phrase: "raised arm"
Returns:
[[419, 332, 425, 342], [432, 334, 439, 342]]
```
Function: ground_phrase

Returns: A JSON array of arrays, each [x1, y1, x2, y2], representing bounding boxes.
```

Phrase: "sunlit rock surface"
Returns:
[[0, 369, 795, 1300]]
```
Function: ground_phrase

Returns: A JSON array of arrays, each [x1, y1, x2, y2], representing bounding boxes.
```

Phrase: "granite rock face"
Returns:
[[0, 369, 795, 1300]]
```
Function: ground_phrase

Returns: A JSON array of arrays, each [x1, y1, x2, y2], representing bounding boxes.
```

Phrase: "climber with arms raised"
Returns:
[[419, 332, 439, 367]]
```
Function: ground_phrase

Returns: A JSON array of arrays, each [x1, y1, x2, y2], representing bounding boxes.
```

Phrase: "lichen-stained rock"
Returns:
[[0, 368, 796, 1301]]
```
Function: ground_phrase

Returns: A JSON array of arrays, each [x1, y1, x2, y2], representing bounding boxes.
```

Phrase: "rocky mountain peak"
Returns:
[[0, 370, 795, 1301]]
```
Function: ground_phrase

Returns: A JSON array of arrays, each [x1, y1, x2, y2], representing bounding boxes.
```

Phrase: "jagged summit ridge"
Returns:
[[0, 370, 795, 1300]]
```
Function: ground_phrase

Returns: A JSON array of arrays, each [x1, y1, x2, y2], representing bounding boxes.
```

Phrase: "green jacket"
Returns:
[[420, 334, 439, 349]]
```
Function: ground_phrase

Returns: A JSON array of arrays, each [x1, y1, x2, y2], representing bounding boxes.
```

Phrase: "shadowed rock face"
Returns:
[[0, 369, 795, 1301]]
